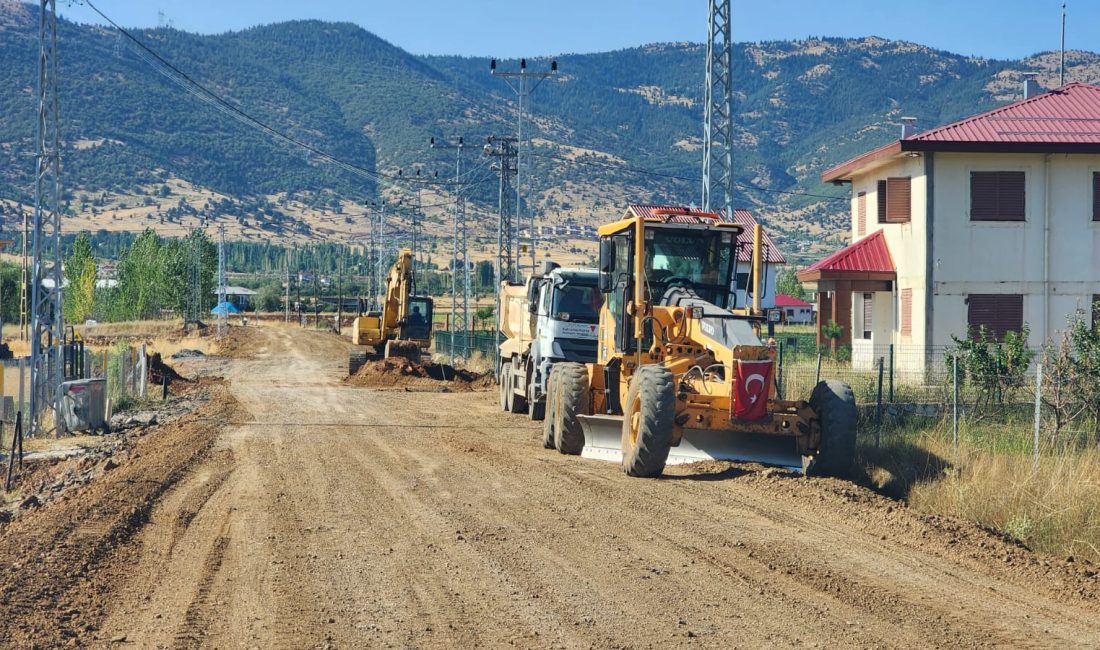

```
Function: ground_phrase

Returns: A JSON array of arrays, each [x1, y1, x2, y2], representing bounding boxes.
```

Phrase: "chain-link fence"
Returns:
[[433, 330, 498, 364], [778, 340, 1099, 461]]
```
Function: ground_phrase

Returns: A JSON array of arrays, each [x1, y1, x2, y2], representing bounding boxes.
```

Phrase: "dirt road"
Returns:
[[57, 327, 1100, 647]]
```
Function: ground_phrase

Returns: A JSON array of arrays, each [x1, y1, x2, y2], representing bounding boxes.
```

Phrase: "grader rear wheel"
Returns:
[[620, 365, 674, 478], [804, 380, 857, 477]]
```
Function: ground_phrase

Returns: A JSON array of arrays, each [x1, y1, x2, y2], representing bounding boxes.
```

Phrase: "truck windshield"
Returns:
[[552, 283, 600, 323], [644, 227, 735, 308]]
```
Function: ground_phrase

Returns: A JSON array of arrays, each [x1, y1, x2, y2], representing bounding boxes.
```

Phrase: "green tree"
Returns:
[[63, 231, 97, 323], [776, 268, 805, 300]]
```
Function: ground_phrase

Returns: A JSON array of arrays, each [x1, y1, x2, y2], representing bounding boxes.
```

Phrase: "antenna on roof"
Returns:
[[1060, 2, 1067, 87]]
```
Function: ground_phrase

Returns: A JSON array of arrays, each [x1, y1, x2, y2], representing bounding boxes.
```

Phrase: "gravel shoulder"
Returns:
[[3, 325, 1097, 648]]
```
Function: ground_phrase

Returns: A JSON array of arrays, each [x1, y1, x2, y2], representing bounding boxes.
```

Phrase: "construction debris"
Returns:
[[344, 358, 493, 392]]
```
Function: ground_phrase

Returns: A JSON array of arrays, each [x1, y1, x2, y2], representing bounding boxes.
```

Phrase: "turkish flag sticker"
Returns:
[[733, 359, 773, 420]]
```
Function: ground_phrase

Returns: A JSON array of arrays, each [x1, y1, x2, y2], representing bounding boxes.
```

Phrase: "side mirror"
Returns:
[[598, 238, 613, 293]]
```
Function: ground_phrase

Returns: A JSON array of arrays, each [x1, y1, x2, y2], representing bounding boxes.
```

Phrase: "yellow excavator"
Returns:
[[543, 205, 856, 477], [348, 248, 434, 373]]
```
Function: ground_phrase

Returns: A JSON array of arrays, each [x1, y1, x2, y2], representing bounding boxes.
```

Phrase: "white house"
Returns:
[[798, 81, 1100, 369], [775, 293, 814, 324]]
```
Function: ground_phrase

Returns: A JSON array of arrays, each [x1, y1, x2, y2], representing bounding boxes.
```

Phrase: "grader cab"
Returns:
[[543, 205, 857, 477]]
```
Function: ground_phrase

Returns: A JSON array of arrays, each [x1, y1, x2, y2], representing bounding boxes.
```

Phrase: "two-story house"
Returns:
[[798, 81, 1100, 370]]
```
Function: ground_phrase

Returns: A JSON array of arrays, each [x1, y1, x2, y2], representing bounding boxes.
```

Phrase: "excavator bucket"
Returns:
[[578, 415, 805, 473], [384, 340, 422, 364]]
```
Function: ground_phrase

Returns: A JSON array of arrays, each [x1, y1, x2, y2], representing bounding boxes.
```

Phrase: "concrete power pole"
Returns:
[[19, 206, 29, 340], [490, 58, 557, 276], [216, 224, 227, 338], [29, 0, 64, 436], [484, 135, 518, 378], [284, 244, 290, 323], [702, 0, 734, 217]]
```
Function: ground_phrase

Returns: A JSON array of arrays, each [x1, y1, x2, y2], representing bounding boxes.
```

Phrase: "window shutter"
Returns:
[[863, 293, 873, 339], [900, 288, 912, 337], [857, 192, 867, 236], [967, 294, 1024, 340], [877, 180, 887, 224], [885, 177, 911, 223], [971, 171, 1025, 221], [1093, 172, 1100, 222]]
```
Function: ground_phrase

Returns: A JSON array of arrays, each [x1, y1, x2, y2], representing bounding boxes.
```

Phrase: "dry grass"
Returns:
[[861, 421, 1100, 564]]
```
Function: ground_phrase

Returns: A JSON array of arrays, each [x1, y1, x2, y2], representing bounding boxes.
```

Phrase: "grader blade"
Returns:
[[578, 415, 805, 473]]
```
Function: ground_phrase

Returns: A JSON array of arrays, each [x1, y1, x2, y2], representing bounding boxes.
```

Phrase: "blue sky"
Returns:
[[57, 0, 1098, 60]]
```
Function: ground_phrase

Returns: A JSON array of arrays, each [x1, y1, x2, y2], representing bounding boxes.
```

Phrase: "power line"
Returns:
[[526, 150, 848, 203]]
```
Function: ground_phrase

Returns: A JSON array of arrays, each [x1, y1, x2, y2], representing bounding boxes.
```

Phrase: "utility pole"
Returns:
[[702, 0, 734, 217], [337, 256, 344, 334], [484, 135, 518, 377], [1060, 2, 1067, 87], [216, 224, 227, 338], [29, 0, 64, 436], [431, 136, 476, 365], [284, 243, 290, 322], [295, 246, 302, 326], [19, 205, 28, 340], [490, 58, 558, 276]]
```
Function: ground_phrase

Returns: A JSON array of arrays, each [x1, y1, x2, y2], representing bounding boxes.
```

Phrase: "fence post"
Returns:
[[777, 341, 785, 399], [1033, 362, 1042, 470], [875, 356, 884, 447], [139, 344, 148, 399], [814, 352, 823, 385], [952, 353, 959, 451], [887, 343, 894, 403]]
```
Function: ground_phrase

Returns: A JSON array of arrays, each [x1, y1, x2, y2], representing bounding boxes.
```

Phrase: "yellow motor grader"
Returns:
[[348, 248, 433, 373], [543, 205, 856, 477]]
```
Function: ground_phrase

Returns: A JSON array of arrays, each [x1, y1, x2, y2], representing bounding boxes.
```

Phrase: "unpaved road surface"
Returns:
[[7, 326, 1099, 648]]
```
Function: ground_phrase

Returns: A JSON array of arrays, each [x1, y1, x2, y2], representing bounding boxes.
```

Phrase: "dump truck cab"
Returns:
[[543, 205, 857, 478]]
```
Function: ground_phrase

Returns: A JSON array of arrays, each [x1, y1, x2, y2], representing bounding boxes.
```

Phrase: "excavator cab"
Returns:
[[401, 297, 434, 342]]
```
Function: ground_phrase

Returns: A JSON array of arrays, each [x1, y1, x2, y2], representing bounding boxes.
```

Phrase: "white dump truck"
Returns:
[[498, 262, 600, 421]]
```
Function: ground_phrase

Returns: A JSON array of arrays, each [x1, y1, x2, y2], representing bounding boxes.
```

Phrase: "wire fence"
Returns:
[[433, 330, 499, 363], [778, 341, 1100, 462]]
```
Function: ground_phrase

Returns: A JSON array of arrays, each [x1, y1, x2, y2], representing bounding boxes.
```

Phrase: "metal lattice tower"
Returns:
[[485, 136, 518, 284], [702, 0, 734, 216], [29, 0, 63, 436], [490, 58, 557, 276], [431, 137, 476, 364], [186, 228, 202, 325], [216, 224, 227, 338]]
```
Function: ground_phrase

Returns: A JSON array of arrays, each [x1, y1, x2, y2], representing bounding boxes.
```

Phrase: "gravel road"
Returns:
[[8, 326, 1098, 648]]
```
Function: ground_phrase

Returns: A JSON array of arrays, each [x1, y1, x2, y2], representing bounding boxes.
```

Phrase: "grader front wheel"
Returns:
[[804, 379, 857, 477], [620, 365, 674, 477], [553, 363, 588, 455]]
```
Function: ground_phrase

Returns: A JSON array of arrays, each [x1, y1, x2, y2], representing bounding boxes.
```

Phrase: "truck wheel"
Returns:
[[499, 363, 511, 411], [508, 364, 528, 414], [620, 365, 674, 478], [542, 366, 560, 449], [527, 366, 545, 421], [554, 363, 588, 455], [805, 380, 857, 477]]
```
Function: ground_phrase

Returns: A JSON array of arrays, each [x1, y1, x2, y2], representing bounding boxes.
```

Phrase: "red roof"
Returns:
[[823, 83, 1100, 182], [626, 205, 786, 264], [796, 230, 895, 280], [774, 294, 812, 308]]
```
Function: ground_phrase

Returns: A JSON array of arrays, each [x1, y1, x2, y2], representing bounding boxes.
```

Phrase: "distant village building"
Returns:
[[775, 293, 814, 324], [213, 286, 258, 310], [799, 81, 1100, 370]]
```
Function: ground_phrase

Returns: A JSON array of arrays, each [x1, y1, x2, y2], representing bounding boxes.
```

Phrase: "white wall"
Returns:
[[930, 152, 1100, 347], [731, 262, 779, 310]]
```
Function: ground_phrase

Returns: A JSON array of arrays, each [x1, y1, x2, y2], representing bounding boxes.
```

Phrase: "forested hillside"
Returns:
[[3, 0, 1100, 264]]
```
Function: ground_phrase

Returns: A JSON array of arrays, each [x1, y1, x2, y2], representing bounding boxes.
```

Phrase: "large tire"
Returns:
[[527, 368, 546, 422], [620, 365, 675, 478], [348, 349, 368, 375], [554, 363, 589, 455], [805, 380, 857, 477], [499, 363, 511, 412], [542, 366, 561, 449], [508, 364, 528, 414]]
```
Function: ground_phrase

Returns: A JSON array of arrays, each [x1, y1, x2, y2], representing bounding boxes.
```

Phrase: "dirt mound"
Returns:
[[214, 325, 256, 358], [344, 358, 494, 392]]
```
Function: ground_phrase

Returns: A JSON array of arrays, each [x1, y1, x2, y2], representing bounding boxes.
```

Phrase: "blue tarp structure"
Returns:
[[211, 301, 240, 315]]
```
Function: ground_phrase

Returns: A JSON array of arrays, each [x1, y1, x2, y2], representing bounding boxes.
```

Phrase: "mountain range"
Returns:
[[3, 0, 1100, 266]]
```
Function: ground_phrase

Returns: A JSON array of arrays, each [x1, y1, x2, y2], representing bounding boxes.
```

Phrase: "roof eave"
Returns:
[[820, 141, 902, 183]]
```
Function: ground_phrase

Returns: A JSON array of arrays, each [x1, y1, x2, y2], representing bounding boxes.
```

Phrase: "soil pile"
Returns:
[[344, 358, 493, 391]]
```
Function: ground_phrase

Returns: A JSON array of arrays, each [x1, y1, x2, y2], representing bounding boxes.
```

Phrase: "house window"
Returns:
[[857, 191, 867, 236], [876, 178, 911, 224], [967, 294, 1024, 340], [1093, 173, 1100, 222], [970, 171, 1025, 221], [900, 288, 912, 338], [862, 293, 873, 339]]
